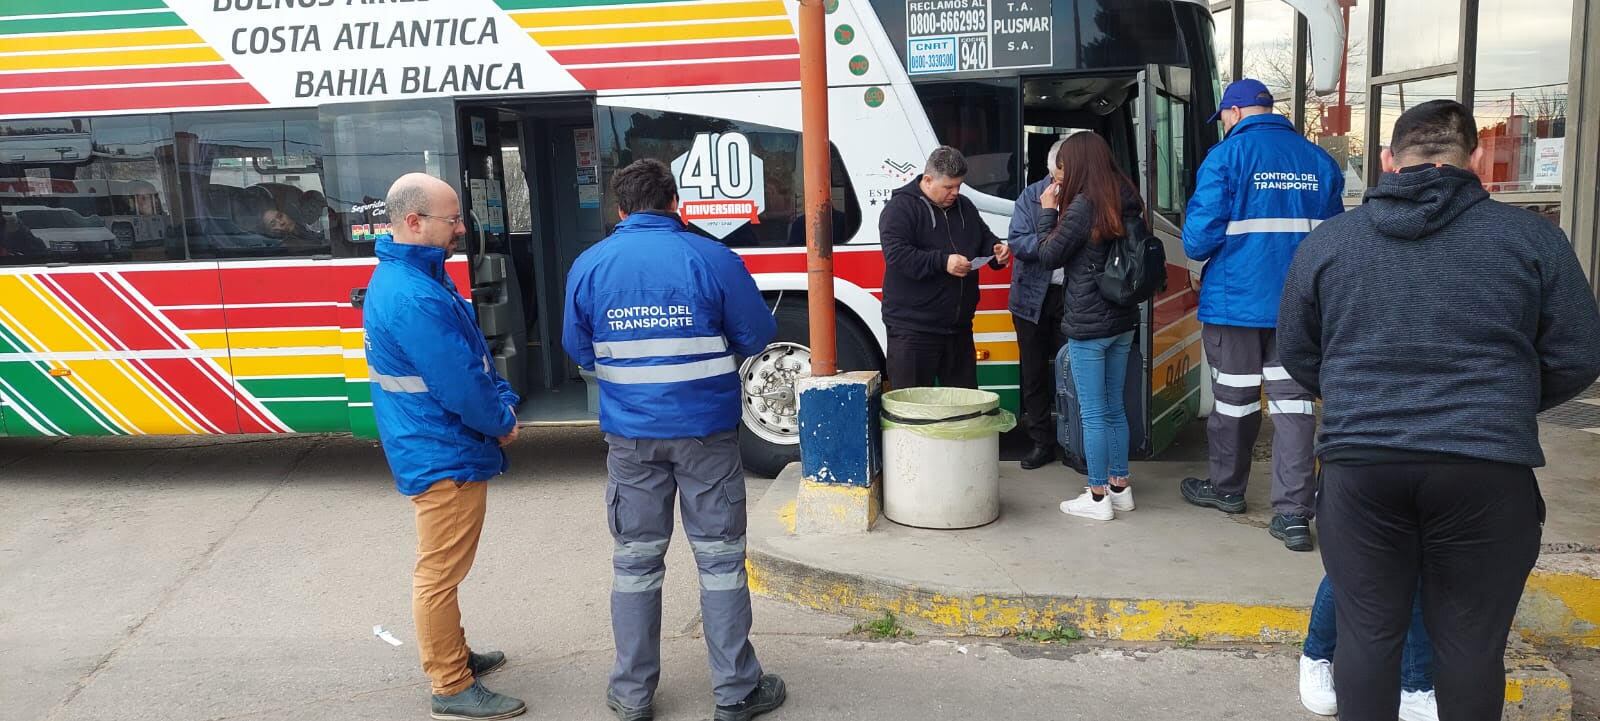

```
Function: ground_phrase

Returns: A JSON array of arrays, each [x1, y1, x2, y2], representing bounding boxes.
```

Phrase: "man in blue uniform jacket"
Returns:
[[563, 159, 785, 721], [1178, 79, 1345, 553]]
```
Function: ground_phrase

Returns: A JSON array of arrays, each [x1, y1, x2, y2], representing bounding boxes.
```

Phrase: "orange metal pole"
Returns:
[[799, 0, 837, 376]]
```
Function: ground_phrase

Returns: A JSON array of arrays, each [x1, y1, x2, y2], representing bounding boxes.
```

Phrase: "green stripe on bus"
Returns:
[[0, 363, 113, 435], [0, 0, 167, 17], [259, 400, 349, 433], [239, 376, 346, 401], [0, 10, 182, 35], [497, 0, 698, 10], [344, 379, 372, 404], [976, 363, 1019, 388], [348, 406, 378, 439]]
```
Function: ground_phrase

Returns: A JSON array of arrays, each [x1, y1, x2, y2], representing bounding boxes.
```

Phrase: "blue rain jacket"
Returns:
[[364, 240, 519, 496], [1183, 114, 1346, 328], [563, 211, 776, 439]]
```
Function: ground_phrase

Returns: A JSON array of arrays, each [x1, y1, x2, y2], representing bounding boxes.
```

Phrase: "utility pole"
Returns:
[[798, 0, 837, 376]]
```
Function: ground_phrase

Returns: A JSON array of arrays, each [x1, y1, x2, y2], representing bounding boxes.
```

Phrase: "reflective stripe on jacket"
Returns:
[[1183, 114, 1346, 328]]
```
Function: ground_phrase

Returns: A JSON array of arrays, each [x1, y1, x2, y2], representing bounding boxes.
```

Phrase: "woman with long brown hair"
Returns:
[[1034, 132, 1144, 521]]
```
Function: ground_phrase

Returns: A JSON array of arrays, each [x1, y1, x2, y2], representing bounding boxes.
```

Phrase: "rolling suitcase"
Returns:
[[1054, 339, 1149, 473]]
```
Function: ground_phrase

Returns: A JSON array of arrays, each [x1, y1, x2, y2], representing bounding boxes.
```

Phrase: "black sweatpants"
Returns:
[[1013, 284, 1064, 447], [1318, 460, 1544, 721], [886, 327, 977, 390]]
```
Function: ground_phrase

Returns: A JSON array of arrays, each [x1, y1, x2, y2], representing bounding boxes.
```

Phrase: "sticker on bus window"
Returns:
[[672, 132, 765, 240]]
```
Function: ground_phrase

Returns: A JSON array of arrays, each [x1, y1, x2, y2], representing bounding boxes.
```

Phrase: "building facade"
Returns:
[[1209, 0, 1600, 298]]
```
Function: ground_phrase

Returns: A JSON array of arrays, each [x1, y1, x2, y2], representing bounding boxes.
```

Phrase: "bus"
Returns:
[[0, 0, 1341, 476]]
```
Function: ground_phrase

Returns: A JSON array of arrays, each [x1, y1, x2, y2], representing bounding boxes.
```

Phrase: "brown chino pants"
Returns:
[[411, 479, 488, 696]]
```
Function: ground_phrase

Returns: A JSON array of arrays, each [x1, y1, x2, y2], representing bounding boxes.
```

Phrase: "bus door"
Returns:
[[458, 100, 605, 422], [458, 106, 530, 402], [1134, 65, 1205, 456]]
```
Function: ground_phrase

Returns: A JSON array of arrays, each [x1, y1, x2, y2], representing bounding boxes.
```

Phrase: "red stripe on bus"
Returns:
[[567, 58, 798, 91], [217, 306, 336, 330], [120, 268, 220, 307], [548, 38, 800, 66], [218, 266, 341, 305], [0, 82, 266, 115], [0, 64, 242, 91], [161, 308, 228, 330], [48, 273, 183, 351]]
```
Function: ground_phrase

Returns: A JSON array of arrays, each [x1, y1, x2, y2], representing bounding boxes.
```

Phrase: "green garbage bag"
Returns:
[[880, 387, 1016, 440]]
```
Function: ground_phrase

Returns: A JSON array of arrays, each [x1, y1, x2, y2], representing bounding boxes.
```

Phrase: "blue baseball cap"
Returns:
[[1207, 78, 1275, 123]]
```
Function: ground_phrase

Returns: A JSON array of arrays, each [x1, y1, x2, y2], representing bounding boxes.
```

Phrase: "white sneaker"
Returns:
[[1060, 488, 1114, 521], [1298, 656, 1337, 716], [1107, 484, 1135, 511], [1399, 689, 1439, 721]]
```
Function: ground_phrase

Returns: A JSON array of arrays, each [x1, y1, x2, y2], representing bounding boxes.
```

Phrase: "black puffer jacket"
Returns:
[[1035, 183, 1143, 340]]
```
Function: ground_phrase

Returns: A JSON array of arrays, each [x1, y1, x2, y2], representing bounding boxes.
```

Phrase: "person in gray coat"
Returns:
[[1007, 137, 1070, 470], [1277, 99, 1600, 721]]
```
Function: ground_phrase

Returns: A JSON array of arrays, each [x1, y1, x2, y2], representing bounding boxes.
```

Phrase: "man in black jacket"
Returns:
[[1278, 100, 1600, 721], [880, 146, 1010, 389]]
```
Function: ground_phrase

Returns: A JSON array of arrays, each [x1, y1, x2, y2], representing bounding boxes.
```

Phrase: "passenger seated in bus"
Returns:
[[260, 208, 324, 242]]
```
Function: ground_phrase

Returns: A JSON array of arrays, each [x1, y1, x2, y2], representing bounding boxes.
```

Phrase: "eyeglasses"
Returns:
[[417, 213, 463, 225]]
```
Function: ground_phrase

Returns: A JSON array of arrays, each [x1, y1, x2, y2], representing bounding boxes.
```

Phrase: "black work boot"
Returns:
[[1063, 452, 1088, 476], [1021, 444, 1055, 470], [714, 674, 787, 721], [1269, 514, 1314, 552], [468, 650, 506, 678], [1180, 477, 1247, 514], [606, 690, 653, 721], [430, 681, 526, 720]]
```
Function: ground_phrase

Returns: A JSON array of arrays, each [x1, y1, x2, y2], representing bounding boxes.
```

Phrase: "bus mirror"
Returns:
[[1279, 0, 1347, 95]]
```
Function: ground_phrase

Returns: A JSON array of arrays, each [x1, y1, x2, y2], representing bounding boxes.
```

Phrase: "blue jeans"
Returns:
[[1304, 575, 1434, 692], [1066, 331, 1133, 487]]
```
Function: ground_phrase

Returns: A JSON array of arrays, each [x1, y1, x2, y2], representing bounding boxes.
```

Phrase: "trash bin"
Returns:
[[880, 387, 1016, 529]]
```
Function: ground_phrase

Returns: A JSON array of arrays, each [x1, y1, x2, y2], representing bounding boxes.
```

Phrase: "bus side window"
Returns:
[[172, 110, 330, 260], [0, 116, 187, 266], [596, 107, 863, 247]]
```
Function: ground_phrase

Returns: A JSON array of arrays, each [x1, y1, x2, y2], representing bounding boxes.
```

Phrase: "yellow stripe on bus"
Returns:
[[341, 328, 365, 351], [1152, 341, 1203, 396], [225, 354, 344, 378], [343, 357, 369, 379], [513, 1, 786, 29], [529, 19, 793, 47], [7, 276, 203, 434], [973, 312, 1015, 334], [0, 45, 220, 72], [0, 28, 204, 54], [1152, 312, 1201, 361], [975, 340, 1020, 363]]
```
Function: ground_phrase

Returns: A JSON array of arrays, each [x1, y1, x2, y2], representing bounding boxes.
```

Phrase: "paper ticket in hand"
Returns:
[[969, 255, 994, 267]]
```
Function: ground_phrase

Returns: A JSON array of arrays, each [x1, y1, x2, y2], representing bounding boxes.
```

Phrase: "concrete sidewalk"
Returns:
[[747, 424, 1600, 721]]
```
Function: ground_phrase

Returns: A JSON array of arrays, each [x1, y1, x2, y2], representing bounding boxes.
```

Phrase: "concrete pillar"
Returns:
[[1562, 0, 1600, 297], [792, 371, 882, 534]]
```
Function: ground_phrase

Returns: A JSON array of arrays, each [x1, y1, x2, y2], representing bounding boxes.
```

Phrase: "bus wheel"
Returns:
[[739, 300, 881, 478]]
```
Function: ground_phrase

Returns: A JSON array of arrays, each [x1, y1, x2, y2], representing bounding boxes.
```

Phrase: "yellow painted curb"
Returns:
[[1519, 569, 1600, 649], [747, 553, 1577, 721]]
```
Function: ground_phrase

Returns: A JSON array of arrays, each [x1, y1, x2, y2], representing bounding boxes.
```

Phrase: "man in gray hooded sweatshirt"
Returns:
[[1277, 99, 1600, 721]]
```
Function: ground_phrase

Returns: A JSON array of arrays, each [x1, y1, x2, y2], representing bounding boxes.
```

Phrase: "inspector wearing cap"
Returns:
[[1178, 78, 1346, 554]]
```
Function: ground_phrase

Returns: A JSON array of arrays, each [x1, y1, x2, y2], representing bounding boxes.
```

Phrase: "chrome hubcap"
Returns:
[[740, 342, 811, 445]]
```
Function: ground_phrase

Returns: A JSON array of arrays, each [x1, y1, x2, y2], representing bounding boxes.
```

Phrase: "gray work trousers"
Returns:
[[1203, 324, 1318, 517], [604, 430, 762, 707]]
